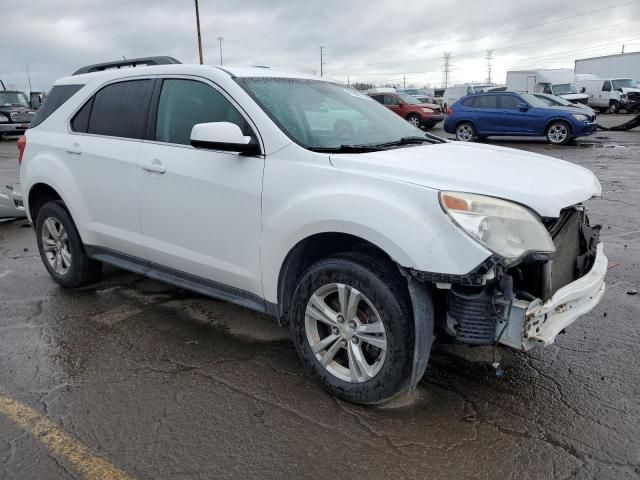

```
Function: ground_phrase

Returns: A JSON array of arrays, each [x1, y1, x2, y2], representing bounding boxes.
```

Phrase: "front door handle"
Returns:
[[142, 159, 166, 174]]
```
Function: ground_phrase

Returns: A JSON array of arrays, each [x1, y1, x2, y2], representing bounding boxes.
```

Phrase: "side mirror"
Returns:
[[517, 103, 529, 112], [190, 122, 259, 155], [30, 92, 42, 110], [580, 87, 586, 93]]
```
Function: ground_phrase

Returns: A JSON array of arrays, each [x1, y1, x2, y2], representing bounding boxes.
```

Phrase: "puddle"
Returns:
[[577, 142, 628, 149]]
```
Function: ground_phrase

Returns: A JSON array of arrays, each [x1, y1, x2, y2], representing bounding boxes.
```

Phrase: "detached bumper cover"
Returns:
[[0, 184, 26, 219], [522, 243, 607, 349]]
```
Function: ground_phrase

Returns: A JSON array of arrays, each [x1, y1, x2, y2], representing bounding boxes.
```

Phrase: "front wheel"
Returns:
[[406, 113, 421, 128], [35, 201, 102, 288], [455, 122, 476, 142], [289, 253, 416, 404], [546, 121, 572, 145], [609, 101, 621, 114]]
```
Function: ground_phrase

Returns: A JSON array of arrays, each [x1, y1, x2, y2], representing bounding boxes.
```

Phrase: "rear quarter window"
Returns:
[[461, 97, 476, 107], [30, 84, 84, 128]]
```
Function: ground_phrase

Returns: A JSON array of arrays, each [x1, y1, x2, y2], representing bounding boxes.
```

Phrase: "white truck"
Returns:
[[575, 73, 640, 113], [506, 69, 589, 105], [575, 51, 640, 82]]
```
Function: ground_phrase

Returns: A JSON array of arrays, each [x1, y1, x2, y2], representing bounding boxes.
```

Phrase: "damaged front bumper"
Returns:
[[495, 243, 606, 350]]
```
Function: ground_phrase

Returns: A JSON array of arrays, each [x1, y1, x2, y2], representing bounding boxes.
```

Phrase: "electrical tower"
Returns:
[[442, 53, 451, 88], [486, 49, 494, 84], [320, 46, 326, 77]]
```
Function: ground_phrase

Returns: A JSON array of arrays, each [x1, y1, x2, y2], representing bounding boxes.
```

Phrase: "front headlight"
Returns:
[[571, 114, 588, 121], [439, 191, 555, 263], [0, 114, 8, 123], [421, 107, 433, 113]]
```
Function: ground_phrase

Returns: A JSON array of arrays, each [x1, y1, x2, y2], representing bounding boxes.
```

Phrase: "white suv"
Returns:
[[20, 57, 607, 404]]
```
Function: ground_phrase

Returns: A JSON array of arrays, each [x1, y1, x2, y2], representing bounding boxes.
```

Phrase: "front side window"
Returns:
[[499, 95, 521, 110], [395, 93, 421, 105], [76, 80, 154, 139], [237, 78, 427, 149], [155, 79, 249, 145], [543, 84, 553, 94], [602, 81, 612, 92]]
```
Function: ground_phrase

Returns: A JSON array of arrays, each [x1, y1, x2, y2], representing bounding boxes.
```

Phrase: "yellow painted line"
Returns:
[[0, 393, 133, 480]]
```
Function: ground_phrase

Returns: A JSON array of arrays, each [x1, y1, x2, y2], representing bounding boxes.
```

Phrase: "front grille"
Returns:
[[10, 112, 34, 123], [433, 107, 442, 114], [627, 92, 640, 102]]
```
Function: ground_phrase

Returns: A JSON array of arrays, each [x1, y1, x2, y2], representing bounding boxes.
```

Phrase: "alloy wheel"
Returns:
[[408, 116, 420, 127], [305, 283, 387, 383], [41, 217, 71, 275], [548, 123, 568, 144], [456, 124, 474, 141]]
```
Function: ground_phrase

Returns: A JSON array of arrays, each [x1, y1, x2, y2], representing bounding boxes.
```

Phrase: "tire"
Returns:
[[406, 113, 421, 128], [455, 122, 476, 142], [545, 121, 572, 145], [35, 201, 102, 288], [288, 253, 416, 404], [609, 101, 620, 114]]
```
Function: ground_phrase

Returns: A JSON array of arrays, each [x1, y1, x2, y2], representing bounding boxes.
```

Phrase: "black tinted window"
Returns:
[[155, 79, 248, 145], [476, 95, 498, 109], [499, 95, 521, 110], [602, 81, 612, 92], [30, 84, 84, 128], [87, 80, 153, 139], [370, 95, 384, 104], [71, 97, 93, 133], [462, 97, 476, 107]]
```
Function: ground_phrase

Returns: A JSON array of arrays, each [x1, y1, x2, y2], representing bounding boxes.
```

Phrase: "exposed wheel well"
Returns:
[[277, 233, 404, 325], [28, 183, 63, 221]]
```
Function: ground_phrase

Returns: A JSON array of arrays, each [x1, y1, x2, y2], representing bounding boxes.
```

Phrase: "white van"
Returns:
[[442, 83, 499, 111], [575, 74, 640, 113], [506, 69, 589, 105]]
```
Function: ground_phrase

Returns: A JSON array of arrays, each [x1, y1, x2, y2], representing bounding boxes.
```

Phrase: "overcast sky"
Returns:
[[1, 0, 639, 92]]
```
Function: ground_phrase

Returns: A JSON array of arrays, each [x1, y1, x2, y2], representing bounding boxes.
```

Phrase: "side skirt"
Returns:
[[85, 246, 279, 318]]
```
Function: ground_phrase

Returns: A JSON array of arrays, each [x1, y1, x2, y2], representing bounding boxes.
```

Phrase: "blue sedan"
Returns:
[[444, 92, 597, 145]]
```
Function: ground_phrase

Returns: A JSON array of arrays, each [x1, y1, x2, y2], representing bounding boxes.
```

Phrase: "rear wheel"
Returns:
[[35, 202, 102, 288], [455, 122, 476, 142], [546, 121, 571, 145], [289, 253, 416, 404], [406, 113, 421, 128]]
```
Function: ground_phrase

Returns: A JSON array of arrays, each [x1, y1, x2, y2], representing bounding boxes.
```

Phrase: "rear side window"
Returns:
[[370, 95, 384, 104], [72, 80, 154, 139], [30, 84, 84, 128], [461, 97, 476, 107], [154, 79, 249, 146], [476, 95, 498, 109]]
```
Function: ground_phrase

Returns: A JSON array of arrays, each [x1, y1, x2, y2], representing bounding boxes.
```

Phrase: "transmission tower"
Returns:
[[442, 52, 451, 88], [486, 49, 494, 84]]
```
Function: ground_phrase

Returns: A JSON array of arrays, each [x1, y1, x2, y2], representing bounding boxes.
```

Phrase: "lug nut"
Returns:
[[351, 336, 360, 344], [332, 327, 339, 335], [341, 339, 348, 347], [348, 320, 357, 329], [337, 315, 345, 323]]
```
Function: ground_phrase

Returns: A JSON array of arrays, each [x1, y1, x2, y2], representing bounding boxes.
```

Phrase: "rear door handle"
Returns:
[[142, 159, 166, 174], [66, 143, 82, 155]]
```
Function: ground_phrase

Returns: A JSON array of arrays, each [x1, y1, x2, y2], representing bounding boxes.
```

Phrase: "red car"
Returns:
[[368, 92, 444, 129]]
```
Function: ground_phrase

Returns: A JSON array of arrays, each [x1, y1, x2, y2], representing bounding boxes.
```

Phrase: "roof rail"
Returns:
[[72, 56, 182, 75]]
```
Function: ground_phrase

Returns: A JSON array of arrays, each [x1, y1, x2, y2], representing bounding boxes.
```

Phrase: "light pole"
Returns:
[[194, 0, 204, 64], [218, 37, 224, 65]]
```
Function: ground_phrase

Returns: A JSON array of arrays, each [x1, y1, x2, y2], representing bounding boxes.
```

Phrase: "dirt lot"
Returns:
[[1, 117, 639, 479]]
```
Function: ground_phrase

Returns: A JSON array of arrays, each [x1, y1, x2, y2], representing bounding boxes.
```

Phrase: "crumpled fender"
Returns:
[[406, 276, 435, 389]]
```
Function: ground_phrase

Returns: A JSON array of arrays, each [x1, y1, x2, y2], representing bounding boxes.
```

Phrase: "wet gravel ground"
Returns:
[[1, 116, 639, 479]]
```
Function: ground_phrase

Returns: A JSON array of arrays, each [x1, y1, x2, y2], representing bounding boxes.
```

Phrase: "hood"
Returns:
[[621, 87, 640, 94], [0, 105, 33, 114], [548, 105, 595, 117], [416, 102, 441, 110], [559, 93, 589, 101], [330, 142, 601, 218]]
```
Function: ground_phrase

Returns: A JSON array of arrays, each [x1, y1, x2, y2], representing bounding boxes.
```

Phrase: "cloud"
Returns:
[[1, 0, 638, 91]]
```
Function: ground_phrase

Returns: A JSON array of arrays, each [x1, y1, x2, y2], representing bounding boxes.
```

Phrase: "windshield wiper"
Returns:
[[308, 144, 385, 153], [373, 134, 445, 148]]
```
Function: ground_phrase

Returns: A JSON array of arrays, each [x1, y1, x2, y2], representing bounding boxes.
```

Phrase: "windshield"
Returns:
[[237, 78, 432, 150], [520, 93, 550, 108], [0, 92, 29, 107], [552, 84, 579, 95], [612, 79, 640, 89]]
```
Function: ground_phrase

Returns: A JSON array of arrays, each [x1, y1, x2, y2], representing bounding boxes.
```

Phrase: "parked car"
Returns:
[[444, 92, 597, 145], [442, 83, 500, 112], [506, 69, 589, 105], [368, 91, 443, 128], [0, 184, 25, 218], [532, 93, 597, 116], [0, 90, 36, 139], [21, 57, 606, 404], [575, 75, 640, 113]]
